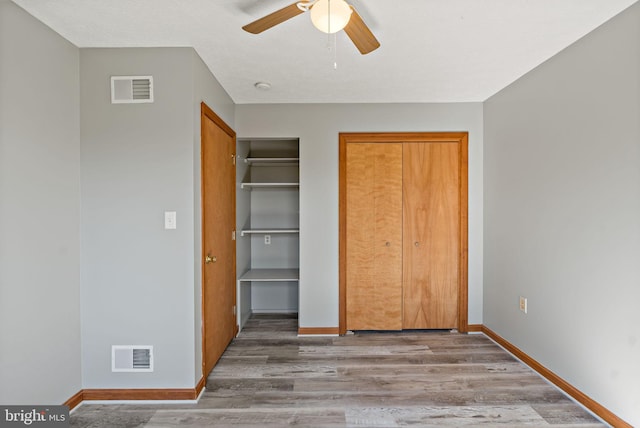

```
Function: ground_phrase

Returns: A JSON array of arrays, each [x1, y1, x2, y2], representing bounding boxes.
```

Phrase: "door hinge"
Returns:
[[232, 154, 236, 166], [233, 305, 237, 316], [232, 230, 236, 241]]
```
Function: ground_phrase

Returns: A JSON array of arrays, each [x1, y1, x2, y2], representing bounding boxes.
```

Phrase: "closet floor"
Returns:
[[71, 314, 603, 427]]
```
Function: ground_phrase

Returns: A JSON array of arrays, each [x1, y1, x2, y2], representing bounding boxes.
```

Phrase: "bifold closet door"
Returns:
[[345, 143, 403, 330], [403, 142, 460, 329]]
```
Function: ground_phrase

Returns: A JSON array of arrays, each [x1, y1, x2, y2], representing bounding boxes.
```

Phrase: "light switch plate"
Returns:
[[519, 296, 528, 314], [164, 211, 176, 229]]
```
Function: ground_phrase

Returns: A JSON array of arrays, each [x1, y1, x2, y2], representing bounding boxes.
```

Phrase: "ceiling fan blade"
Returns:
[[242, 3, 305, 34], [343, 6, 380, 55]]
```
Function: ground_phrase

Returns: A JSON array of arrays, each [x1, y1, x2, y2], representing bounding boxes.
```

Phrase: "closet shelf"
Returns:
[[244, 157, 299, 166], [241, 182, 299, 189], [240, 229, 299, 237], [238, 268, 299, 282]]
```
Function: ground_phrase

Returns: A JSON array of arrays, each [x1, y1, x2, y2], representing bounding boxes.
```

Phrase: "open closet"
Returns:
[[236, 139, 300, 330]]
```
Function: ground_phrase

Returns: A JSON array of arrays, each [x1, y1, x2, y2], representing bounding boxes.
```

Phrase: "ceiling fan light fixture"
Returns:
[[310, 0, 352, 34]]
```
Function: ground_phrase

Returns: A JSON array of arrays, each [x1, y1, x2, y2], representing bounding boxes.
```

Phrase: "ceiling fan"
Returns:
[[242, 0, 380, 55]]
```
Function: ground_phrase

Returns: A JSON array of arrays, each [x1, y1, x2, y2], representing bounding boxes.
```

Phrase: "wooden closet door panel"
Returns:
[[403, 142, 460, 329], [346, 143, 403, 330], [201, 103, 237, 376]]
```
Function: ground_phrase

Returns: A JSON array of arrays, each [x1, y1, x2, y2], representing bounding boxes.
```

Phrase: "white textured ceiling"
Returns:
[[11, 0, 638, 104]]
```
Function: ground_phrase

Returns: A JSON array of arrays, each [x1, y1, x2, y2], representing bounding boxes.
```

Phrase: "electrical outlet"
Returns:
[[519, 296, 528, 314], [264, 235, 271, 245]]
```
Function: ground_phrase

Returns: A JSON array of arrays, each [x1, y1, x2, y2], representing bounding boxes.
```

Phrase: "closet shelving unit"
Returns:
[[236, 139, 300, 330], [240, 182, 299, 189], [240, 229, 299, 237], [238, 268, 299, 281], [239, 156, 299, 190]]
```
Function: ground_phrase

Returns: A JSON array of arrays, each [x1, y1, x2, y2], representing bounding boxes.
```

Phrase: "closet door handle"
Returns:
[[385, 241, 391, 247], [414, 241, 420, 247]]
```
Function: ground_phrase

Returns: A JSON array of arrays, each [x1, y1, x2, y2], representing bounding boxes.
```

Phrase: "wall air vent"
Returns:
[[111, 345, 153, 372], [110, 76, 154, 104]]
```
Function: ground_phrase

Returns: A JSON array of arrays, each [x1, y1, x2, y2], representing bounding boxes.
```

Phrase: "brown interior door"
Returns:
[[201, 103, 237, 377], [403, 142, 460, 329], [345, 142, 403, 330]]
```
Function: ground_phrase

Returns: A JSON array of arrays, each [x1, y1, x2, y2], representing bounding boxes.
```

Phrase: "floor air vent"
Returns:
[[112, 345, 153, 372], [110, 76, 154, 104]]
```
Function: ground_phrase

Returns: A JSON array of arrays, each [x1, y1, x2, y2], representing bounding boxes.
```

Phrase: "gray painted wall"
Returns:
[[235, 103, 484, 328], [484, 3, 640, 425], [80, 47, 234, 388], [0, 0, 82, 404]]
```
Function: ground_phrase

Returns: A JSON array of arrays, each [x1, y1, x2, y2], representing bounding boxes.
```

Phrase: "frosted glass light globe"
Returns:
[[310, 0, 352, 34]]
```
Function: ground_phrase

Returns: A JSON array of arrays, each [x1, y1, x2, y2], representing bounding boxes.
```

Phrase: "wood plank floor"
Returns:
[[71, 314, 603, 427]]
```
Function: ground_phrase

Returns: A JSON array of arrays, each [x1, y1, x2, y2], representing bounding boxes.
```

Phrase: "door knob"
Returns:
[[205, 254, 217, 264]]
